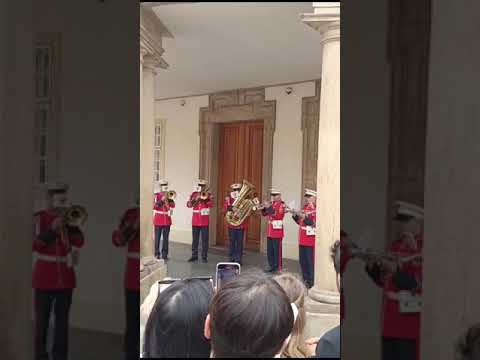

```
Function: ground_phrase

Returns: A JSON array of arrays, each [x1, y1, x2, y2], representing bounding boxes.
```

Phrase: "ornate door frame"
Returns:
[[198, 87, 276, 253]]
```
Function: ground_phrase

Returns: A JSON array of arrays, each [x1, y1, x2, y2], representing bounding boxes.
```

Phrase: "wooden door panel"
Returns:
[[217, 124, 242, 247], [244, 122, 263, 251], [217, 120, 263, 252]]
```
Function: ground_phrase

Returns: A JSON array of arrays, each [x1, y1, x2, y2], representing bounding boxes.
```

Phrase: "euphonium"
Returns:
[[226, 180, 257, 227]]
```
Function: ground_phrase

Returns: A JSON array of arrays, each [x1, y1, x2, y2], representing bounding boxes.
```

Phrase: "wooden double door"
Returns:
[[216, 120, 263, 252]]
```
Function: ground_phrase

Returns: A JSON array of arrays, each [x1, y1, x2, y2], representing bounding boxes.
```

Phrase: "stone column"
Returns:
[[421, 0, 480, 359], [140, 54, 157, 258], [301, 2, 340, 333], [0, 0, 34, 358]]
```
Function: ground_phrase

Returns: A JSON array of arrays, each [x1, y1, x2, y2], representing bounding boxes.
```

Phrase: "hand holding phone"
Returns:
[[215, 262, 241, 289]]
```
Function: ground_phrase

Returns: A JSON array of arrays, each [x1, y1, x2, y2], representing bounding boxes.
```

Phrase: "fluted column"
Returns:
[[140, 54, 157, 258], [301, 2, 340, 314]]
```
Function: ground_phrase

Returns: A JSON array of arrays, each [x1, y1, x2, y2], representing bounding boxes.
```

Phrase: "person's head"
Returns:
[[304, 189, 316, 206], [47, 182, 69, 208], [143, 279, 214, 358], [330, 240, 341, 292], [456, 323, 480, 360], [270, 189, 282, 202], [273, 273, 309, 358], [205, 271, 295, 358], [198, 179, 208, 191]]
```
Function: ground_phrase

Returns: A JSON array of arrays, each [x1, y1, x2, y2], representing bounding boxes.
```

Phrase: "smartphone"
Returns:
[[215, 262, 241, 289]]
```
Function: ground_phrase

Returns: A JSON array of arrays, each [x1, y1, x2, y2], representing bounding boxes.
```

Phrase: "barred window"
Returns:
[[153, 120, 165, 182], [34, 35, 60, 185]]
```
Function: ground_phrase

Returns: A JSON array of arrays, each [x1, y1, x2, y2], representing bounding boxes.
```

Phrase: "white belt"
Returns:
[[193, 210, 201, 213], [154, 210, 169, 215], [127, 252, 140, 259], [301, 227, 311, 230], [35, 253, 68, 263]]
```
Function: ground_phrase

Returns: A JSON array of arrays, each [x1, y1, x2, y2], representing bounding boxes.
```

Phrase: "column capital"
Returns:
[[142, 54, 160, 75], [301, 2, 340, 44]]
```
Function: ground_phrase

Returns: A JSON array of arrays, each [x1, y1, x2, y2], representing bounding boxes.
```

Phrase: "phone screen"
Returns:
[[216, 263, 241, 289]]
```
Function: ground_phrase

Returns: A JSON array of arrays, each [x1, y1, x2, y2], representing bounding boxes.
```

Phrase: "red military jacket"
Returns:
[[187, 192, 214, 227], [153, 192, 175, 226], [32, 208, 85, 289], [112, 207, 140, 291], [261, 200, 286, 238], [223, 195, 248, 230], [369, 237, 422, 339], [293, 203, 317, 247]]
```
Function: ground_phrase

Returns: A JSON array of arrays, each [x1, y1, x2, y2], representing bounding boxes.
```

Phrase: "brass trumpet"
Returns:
[[167, 190, 177, 201], [285, 205, 305, 217], [350, 246, 422, 265], [61, 205, 88, 227], [200, 186, 210, 200]]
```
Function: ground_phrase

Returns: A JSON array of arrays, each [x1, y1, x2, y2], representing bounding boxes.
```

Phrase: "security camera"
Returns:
[[180, 100, 186, 106], [285, 87, 293, 95]]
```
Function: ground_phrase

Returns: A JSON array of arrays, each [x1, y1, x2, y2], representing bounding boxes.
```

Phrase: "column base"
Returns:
[[305, 287, 340, 338], [140, 256, 167, 304]]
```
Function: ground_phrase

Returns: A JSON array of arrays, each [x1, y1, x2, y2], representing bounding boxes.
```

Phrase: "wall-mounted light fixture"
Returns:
[[285, 87, 293, 95]]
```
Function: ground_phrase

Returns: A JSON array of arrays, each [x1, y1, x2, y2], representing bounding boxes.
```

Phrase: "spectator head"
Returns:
[[456, 323, 480, 360], [204, 271, 295, 358], [273, 272, 310, 358], [330, 240, 341, 292], [142, 278, 214, 358]]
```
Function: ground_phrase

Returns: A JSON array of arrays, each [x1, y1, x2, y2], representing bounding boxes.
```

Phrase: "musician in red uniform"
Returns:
[[112, 196, 140, 360], [292, 189, 317, 288], [365, 201, 423, 360], [261, 188, 286, 273], [153, 179, 175, 260], [223, 183, 248, 264], [33, 182, 85, 360], [187, 179, 214, 263]]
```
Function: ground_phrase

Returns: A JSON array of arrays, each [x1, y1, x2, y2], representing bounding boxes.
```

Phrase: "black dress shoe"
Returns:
[[187, 257, 198, 262], [202, 258, 208, 263], [162, 257, 169, 262], [264, 268, 273, 273]]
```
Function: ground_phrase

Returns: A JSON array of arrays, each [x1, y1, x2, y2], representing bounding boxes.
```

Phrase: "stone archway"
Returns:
[[198, 87, 276, 252]]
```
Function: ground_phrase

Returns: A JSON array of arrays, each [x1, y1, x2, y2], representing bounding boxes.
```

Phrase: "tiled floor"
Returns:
[[69, 327, 123, 360], [165, 242, 301, 279]]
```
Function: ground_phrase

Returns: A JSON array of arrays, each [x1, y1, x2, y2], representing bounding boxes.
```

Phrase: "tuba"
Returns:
[[225, 180, 257, 227]]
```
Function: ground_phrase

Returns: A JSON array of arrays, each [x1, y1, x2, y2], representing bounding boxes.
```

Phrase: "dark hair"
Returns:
[[330, 240, 341, 274], [209, 270, 294, 358], [142, 279, 214, 358], [456, 323, 480, 360]]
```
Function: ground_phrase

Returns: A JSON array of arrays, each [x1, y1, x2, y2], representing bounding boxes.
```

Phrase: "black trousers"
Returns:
[[124, 289, 140, 360], [228, 228, 245, 263], [382, 337, 417, 360], [299, 245, 314, 288], [192, 226, 209, 259], [34, 289, 73, 360], [267, 237, 281, 271], [154, 225, 170, 258]]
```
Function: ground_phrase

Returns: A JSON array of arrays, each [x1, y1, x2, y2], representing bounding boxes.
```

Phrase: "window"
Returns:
[[153, 119, 166, 182]]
